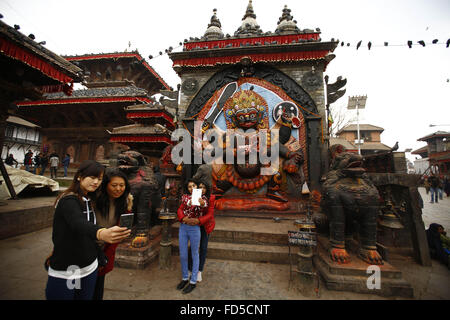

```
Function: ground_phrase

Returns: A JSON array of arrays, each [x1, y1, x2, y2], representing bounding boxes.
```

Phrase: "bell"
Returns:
[[379, 211, 403, 229]]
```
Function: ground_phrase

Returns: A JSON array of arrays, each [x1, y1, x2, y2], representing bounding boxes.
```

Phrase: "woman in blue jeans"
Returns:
[[176, 179, 207, 294], [188, 180, 215, 282]]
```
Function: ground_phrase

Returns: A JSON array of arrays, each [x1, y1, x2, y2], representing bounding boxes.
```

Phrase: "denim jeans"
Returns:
[[41, 164, 47, 175], [45, 268, 98, 300], [50, 167, 57, 179], [188, 226, 209, 272], [430, 187, 439, 203], [64, 166, 68, 177], [179, 223, 200, 284]]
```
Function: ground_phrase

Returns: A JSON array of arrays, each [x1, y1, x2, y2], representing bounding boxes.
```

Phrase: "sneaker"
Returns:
[[176, 280, 189, 290], [197, 271, 202, 282], [182, 283, 196, 294]]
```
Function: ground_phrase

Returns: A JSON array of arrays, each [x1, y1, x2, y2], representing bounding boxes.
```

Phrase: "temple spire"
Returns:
[[275, 5, 300, 34], [204, 8, 224, 40], [234, 0, 263, 36]]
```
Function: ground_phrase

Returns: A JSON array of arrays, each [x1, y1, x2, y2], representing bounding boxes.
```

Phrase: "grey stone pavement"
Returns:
[[0, 187, 448, 300]]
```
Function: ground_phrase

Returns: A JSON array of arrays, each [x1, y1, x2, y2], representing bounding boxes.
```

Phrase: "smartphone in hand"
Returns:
[[119, 213, 134, 229]]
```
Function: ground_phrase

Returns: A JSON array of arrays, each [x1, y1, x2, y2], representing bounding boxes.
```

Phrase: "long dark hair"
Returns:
[[55, 160, 105, 205], [197, 179, 211, 199], [184, 178, 198, 195], [95, 168, 131, 220]]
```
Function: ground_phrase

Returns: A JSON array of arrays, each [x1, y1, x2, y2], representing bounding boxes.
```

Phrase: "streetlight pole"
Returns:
[[348, 95, 367, 155]]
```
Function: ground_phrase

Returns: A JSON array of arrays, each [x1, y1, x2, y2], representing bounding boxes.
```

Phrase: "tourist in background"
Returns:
[[423, 176, 430, 194], [92, 168, 133, 300], [429, 174, 439, 203], [444, 176, 450, 197], [33, 152, 41, 174], [45, 160, 131, 300], [5, 154, 18, 167], [187, 180, 215, 283], [40, 152, 49, 176], [62, 154, 71, 177], [437, 175, 444, 200], [24, 150, 33, 172], [49, 153, 59, 179], [176, 179, 207, 294]]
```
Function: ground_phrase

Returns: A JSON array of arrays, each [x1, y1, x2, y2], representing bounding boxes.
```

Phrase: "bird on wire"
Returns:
[[407, 40, 412, 48], [356, 40, 362, 50], [384, 42, 389, 46], [447, 39, 450, 48], [432, 39, 438, 44], [418, 40, 426, 47], [368, 41, 372, 50]]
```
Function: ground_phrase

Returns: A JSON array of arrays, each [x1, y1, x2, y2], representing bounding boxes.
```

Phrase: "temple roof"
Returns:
[[64, 51, 170, 93], [337, 124, 384, 134], [411, 145, 428, 155], [44, 86, 148, 100], [0, 20, 82, 84], [110, 123, 170, 135], [418, 131, 450, 141]]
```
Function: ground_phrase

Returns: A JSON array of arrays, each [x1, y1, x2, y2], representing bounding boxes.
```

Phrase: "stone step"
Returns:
[[171, 238, 296, 265], [171, 216, 303, 247]]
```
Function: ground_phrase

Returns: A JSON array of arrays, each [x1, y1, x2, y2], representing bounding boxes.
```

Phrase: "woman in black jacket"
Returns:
[[45, 160, 131, 300]]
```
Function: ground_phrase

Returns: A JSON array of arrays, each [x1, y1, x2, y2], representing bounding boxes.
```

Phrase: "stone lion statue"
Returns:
[[117, 150, 159, 248], [321, 149, 383, 265]]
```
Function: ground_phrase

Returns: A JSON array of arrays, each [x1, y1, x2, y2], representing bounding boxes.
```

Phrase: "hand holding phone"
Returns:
[[119, 213, 134, 230]]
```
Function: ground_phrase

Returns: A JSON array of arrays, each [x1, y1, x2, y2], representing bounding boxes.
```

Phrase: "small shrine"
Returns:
[[169, 2, 337, 210]]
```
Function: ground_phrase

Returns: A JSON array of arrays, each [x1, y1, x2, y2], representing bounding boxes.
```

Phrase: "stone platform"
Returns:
[[115, 226, 163, 269], [171, 215, 304, 265], [313, 235, 414, 298]]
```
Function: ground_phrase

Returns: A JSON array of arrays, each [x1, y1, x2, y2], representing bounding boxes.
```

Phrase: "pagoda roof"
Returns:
[[411, 145, 428, 155], [15, 86, 150, 107], [64, 52, 170, 91], [0, 20, 82, 84], [124, 104, 175, 130], [417, 131, 450, 141], [337, 124, 384, 134], [110, 123, 171, 135], [170, 39, 337, 71]]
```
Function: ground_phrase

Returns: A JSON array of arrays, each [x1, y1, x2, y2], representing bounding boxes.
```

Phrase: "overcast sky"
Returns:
[[1, 0, 449, 161]]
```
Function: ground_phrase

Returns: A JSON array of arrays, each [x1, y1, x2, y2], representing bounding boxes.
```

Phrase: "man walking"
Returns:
[[62, 154, 70, 177], [429, 174, 439, 203], [49, 153, 59, 179], [40, 152, 49, 176], [24, 150, 33, 172]]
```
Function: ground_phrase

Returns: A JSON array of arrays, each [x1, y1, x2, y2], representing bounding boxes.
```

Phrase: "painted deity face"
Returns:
[[187, 181, 197, 194], [226, 90, 266, 130], [80, 174, 103, 194], [107, 176, 126, 199]]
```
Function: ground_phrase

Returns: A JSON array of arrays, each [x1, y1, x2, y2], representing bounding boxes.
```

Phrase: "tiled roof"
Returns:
[[418, 131, 450, 141], [44, 86, 148, 99], [337, 124, 384, 134], [0, 20, 82, 80]]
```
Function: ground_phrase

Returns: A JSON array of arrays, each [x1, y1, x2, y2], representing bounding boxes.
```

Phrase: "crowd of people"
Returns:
[[44, 159, 215, 299], [4, 150, 71, 178]]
